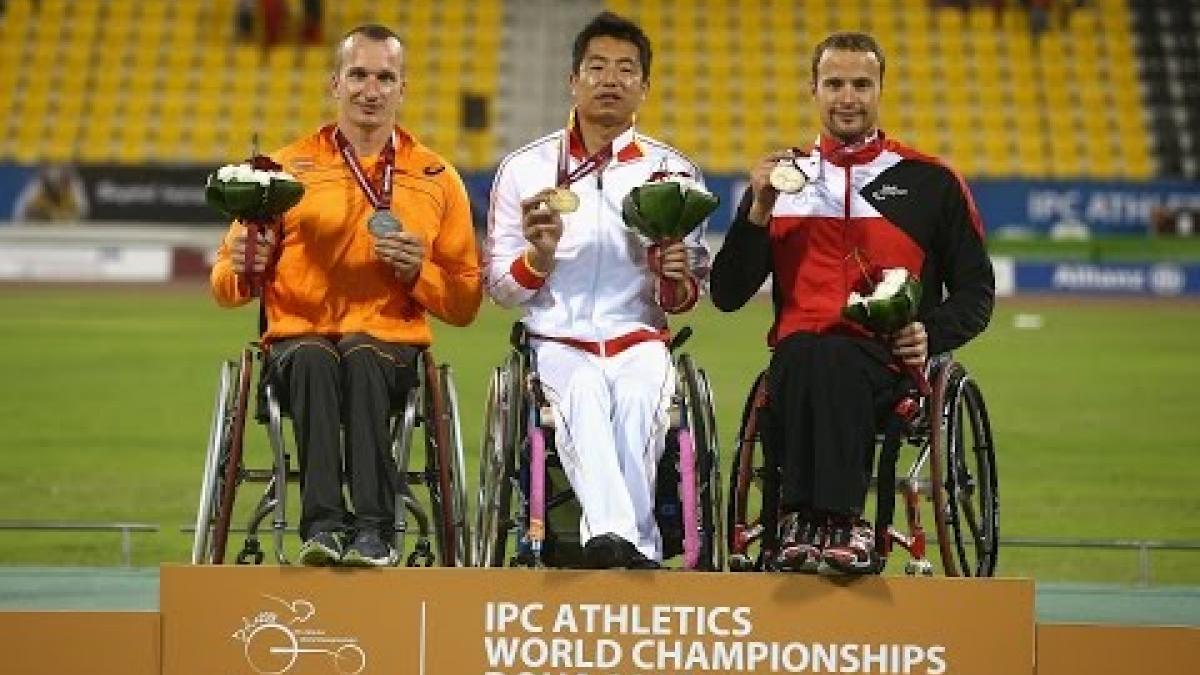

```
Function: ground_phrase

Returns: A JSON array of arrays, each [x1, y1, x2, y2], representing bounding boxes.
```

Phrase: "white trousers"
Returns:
[[532, 339, 675, 561]]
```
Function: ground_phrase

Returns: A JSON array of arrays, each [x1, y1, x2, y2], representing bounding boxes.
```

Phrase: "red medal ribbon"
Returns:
[[556, 119, 613, 188], [334, 128, 396, 210]]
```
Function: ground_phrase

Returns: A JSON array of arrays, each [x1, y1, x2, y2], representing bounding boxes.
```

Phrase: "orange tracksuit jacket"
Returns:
[[211, 124, 482, 345]]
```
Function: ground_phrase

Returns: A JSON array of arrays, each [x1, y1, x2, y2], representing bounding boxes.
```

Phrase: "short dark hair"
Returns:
[[571, 11, 653, 80], [810, 32, 885, 84], [334, 24, 403, 71]]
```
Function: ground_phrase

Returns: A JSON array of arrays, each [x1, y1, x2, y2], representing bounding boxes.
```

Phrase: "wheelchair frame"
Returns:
[[726, 356, 998, 577], [191, 344, 472, 567], [473, 327, 724, 570]]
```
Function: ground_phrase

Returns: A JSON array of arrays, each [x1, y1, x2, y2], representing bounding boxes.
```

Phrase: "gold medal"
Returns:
[[769, 162, 809, 193], [544, 187, 580, 213]]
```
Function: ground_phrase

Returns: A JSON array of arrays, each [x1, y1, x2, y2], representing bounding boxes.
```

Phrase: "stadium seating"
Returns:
[[1130, 0, 1200, 178], [0, 0, 500, 169], [606, 0, 1154, 177], [0, 0, 1170, 177]]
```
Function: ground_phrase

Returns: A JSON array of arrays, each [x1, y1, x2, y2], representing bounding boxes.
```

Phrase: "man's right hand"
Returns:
[[521, 189, 565, 274], [747, 150, 794, 226], [230, 225, 278, 276]]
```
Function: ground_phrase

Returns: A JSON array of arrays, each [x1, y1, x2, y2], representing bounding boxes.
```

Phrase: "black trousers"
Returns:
[[267, 333, 418, 540], [763, 331, 903, 516]]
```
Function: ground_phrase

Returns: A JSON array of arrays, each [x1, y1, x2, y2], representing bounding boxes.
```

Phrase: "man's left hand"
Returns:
[[374, 231, 425, 284], [890, 321, 928, 367]]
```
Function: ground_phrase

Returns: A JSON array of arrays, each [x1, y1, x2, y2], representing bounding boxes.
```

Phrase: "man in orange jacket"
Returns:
[[211, 24, 482, 567]]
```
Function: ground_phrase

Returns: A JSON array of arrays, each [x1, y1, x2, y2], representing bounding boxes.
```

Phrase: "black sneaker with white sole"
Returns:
[[342, 530, 399, 567], [298, 531, 344, 567]]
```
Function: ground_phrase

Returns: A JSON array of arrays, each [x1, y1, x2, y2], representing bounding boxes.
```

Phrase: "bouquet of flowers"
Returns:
[[621, 172, 718, 309], [205, 154, 303, 223], [621, 172, 719, 243], [842, 267, 929, 395], [842, 268, 922, 335], [205, 154, 304, 293]]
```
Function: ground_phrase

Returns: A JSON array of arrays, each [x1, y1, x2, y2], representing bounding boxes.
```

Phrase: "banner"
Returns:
[[1011, 260, 1200, 296], [971, 179, 1200, 236], [161, 565, 1034, 675]]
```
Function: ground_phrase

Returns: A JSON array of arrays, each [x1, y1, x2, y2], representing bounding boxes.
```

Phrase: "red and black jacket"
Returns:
[[711, 132, 994, 355]]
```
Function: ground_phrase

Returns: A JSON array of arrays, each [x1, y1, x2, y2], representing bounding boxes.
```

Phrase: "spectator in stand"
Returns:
[[301, 0, 323, 46], [235, 0, 254, 43]]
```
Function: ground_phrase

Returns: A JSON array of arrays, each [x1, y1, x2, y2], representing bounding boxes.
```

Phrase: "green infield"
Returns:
[[0, 285, 1197, 584]]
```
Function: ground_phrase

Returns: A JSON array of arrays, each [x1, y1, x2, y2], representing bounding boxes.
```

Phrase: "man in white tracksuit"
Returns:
[[485, 11, 710, 568]]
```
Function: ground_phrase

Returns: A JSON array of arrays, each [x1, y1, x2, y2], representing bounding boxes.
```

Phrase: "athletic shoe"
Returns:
[[342, 530, 399, 567], [581, 533, 633, 569], [775, 512, 823, 573], [822, 519, 880, 574], [298, 531, 343, 567]]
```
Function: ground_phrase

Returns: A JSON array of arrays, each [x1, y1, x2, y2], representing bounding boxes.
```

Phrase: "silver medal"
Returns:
[[368, 209, 403, 236]]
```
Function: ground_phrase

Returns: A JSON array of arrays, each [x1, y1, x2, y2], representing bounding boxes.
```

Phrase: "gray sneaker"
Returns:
[[298, 531, 343, 566], [342, 530, 399, 567]]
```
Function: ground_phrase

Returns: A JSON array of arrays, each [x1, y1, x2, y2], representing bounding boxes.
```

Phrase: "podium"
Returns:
[[5, 566, 1197, 674], [160, 565, 1033, 675]]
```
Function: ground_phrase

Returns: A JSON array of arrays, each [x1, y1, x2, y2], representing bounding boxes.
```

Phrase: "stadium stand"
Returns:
[[0, 0, 500, 169], [0, 0, 1173, 178], [1131, 0, 1200, 179]]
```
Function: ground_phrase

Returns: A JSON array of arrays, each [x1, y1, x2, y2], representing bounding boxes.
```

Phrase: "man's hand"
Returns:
[[654, 240, 689, 282], [521, 189, 565, 274], [374, 230, 425, 285], [890, 321, 928, 368], [747, 150, 793, 226], [231, 226, 278, 276]]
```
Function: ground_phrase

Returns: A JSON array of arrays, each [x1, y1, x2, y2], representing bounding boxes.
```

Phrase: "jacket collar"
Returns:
[[818, 129, 885, 167], [566, 109, 644, 162]]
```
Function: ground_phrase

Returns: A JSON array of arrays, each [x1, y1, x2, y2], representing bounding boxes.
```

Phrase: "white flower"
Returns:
[[662, 174, 706, 196], [214, 163, 296, 186], [874, 268, 910, 299]]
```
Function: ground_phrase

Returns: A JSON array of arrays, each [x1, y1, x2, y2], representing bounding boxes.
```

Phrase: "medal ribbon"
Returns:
[[556, 118, 614, 188], [334, 127, 396, 210]]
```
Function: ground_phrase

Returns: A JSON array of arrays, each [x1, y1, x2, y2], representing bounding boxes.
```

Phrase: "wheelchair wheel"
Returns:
[[192, 348, 253, 564], [726, 372, 775, 572], [676, 354, 724, 571], [475, 353, 522, 567], [422, 354, 471, 567], [939, 362, 999, 577]]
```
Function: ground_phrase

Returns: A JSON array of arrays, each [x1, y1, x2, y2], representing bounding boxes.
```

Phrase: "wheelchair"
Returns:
[[473, 324, 724, 570], [191, 342, 471, 567], [726, 355, 998, 577]]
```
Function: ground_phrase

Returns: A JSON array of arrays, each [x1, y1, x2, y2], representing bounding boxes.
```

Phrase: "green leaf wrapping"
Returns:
[[840, 275, 923, 334], [622, 181, 720, 242], [205, 174, 304, 221]]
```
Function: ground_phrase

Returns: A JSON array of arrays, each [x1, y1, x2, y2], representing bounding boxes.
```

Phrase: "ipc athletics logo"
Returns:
[[232, 594, 367, 674]]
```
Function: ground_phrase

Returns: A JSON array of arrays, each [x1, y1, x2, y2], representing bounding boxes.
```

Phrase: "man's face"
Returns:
[[811, 48, 882, 143], [570, 36, 648, 127], [331, 36, 405, 132]]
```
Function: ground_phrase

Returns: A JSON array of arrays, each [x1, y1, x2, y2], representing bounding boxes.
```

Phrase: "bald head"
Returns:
[[333, 24, 404, 74]]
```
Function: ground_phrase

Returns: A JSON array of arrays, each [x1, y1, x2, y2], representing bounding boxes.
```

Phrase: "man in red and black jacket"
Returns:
[[711, 32, 994, 574]]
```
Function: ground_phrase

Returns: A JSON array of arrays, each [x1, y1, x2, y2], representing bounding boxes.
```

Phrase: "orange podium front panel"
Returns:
[[1036, 623, 1200, 675], [1, 611, 160, 675], [161, 565, 1034, 675]]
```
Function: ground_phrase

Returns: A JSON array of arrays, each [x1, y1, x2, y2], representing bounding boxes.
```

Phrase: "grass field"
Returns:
[[1, 284, 1198, 584]]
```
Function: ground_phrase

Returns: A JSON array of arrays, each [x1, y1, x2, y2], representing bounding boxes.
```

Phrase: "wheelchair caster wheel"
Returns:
[[904, 559, 934, 576], [237, 539, 265, 565], [407, 539, 435, 567]]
